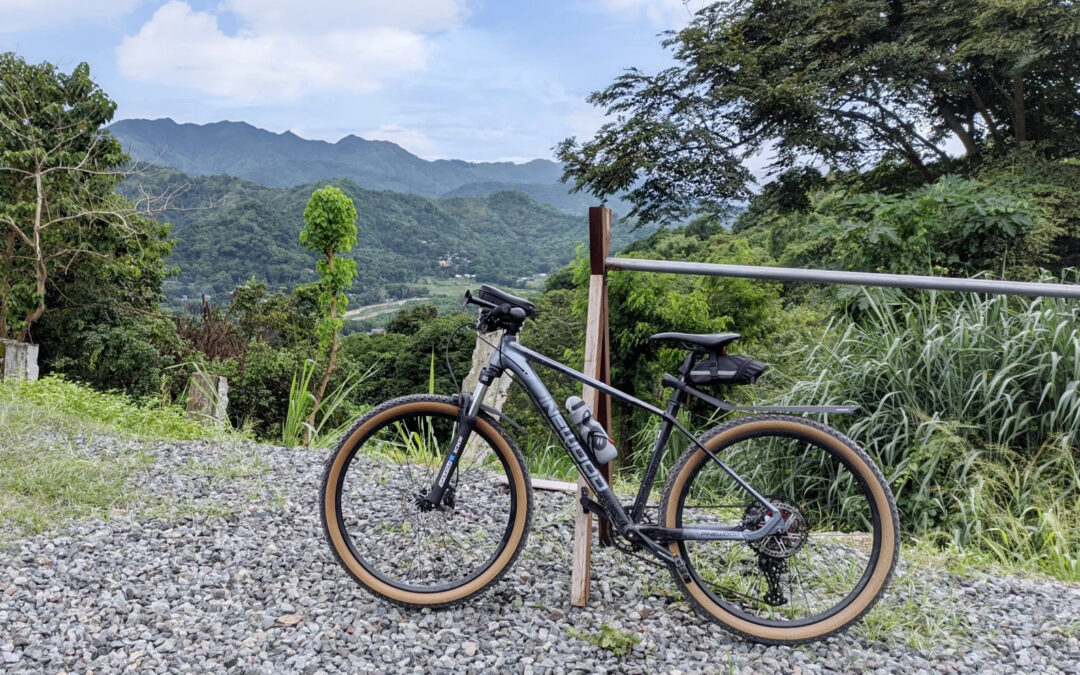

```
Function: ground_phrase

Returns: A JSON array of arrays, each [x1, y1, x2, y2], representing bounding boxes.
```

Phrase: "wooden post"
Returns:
[[571, 206, 613, 607], [186, 373, 229, 425]]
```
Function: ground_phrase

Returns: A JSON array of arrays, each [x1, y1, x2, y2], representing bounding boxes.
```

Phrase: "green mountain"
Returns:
[[124, 169, 649, 306], [441, 181, 629, 217], [108, 118, 609, 214]]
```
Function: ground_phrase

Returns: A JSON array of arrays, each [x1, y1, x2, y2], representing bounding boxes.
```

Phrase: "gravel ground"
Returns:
[[2, 437, 1080, 674]]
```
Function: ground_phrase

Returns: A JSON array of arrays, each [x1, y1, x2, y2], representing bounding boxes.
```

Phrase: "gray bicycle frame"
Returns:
[[460, 333, 789, 546]]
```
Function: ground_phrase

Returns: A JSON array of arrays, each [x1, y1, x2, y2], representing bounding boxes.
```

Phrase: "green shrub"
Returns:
[[777, 288, 1080, 577]]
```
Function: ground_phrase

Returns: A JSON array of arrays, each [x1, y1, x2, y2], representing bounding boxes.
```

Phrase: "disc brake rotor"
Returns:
[[742, 496, 810, 559]]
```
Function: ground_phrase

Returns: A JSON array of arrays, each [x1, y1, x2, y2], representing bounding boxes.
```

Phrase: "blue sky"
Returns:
[[0, 0, 705, 162]]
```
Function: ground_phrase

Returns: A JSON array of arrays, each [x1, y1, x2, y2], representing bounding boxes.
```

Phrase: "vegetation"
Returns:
[[566, 624, 642, 657], [0, 53, 171, 343], [0, 376, 224, 535], [558, 0, 1080, 224], [780, 290, 1080, 578], [4, 0, 1080, 586], [118, 168, 651, 307], [300, 185, 358, 431]]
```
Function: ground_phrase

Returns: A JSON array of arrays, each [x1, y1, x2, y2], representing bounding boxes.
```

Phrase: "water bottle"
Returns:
[[565, 396, 618, 464]]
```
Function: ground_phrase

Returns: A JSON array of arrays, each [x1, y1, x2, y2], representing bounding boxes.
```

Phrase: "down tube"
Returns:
[[492, 343, 632, 529]]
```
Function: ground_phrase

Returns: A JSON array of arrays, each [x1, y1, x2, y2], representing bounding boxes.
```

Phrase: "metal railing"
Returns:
[[607, 258, 1080, 300]]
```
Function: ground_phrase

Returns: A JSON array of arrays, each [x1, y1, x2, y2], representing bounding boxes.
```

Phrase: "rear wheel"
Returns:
[[322, 395, 533, 607], [660, 415, 898, 644]]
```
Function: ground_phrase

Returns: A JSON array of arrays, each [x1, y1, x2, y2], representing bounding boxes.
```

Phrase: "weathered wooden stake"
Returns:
[[571, 206, 613, 607], [186, 373, 229, 425]]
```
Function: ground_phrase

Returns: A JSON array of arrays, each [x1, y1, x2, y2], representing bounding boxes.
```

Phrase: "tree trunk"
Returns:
[[307, 249, 338, 445], [18, 169, 46, 343], [0, 229, 13, 339], [1013, 73, 1027, 144], [939, 103, 981, 164], [968, 84, 1006, 147]]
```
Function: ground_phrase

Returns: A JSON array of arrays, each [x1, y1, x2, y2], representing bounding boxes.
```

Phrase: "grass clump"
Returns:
[[1, 375, 228, 441], [567, 623, 642, 657], [0, 375, 231, 536], [0, 441, 150, 535]]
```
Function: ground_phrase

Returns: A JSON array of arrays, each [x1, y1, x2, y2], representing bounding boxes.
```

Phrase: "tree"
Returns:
[[557, 0, 1080, 224], [299, 185, 358, 434], [0, 53, 166, 342]]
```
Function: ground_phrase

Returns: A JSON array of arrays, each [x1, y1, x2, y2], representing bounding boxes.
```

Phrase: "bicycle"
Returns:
[[321, 284, 899, 644]]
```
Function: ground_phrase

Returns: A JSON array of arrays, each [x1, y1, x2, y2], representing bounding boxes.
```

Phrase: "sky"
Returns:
[[0, 0, 707, 162]]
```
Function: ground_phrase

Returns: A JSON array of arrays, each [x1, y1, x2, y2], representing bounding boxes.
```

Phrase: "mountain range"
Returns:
[[108, 118, 620, 215]]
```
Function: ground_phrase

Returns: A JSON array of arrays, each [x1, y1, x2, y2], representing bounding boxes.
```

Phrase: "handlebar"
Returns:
[[463, 289, 496, 310], [464, 289, 530, 332]]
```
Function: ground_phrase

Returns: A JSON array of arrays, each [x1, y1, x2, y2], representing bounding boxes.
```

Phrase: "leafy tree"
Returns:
[[385, 303, 438, 336], [300, 185, 359, 428], [0, 53, 165, 341], [557, 0, 1080, 224]]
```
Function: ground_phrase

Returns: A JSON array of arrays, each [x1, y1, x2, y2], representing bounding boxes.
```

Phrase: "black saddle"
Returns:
[[650, 332, 742, 352], [650, 332, 766, 386]]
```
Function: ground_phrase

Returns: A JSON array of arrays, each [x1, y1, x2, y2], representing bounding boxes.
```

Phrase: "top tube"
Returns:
[[498, 336, 664, 418]]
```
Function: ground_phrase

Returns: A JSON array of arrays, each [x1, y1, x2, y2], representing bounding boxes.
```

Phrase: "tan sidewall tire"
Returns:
[[322, 395, 532, 607], [661, 416, 898, 644]]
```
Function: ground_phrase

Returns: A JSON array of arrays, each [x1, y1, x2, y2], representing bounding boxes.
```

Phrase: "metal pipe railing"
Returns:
[[606, 258, 1080, 300]]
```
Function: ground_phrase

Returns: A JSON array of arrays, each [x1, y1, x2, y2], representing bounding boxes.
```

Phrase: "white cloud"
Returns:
[[361, 124, 434, 156], [600, 0, 709, 27], [0, 0, 141, 32], [116, 0, 465, 102]]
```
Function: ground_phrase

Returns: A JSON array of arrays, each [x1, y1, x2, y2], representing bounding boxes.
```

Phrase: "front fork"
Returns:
[[417, 368, 495, 510]]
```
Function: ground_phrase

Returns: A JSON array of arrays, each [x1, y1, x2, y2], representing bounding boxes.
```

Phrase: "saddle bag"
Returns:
[[688, 354, 767, 386]]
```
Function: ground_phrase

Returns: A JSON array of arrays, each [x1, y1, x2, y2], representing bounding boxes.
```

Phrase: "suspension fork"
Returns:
[[418, 367, 496, 510]]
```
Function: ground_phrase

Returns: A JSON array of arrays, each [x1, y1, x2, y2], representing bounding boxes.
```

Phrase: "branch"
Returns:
[[968, 84, 1006, 146], [0, 216, 33, 247]]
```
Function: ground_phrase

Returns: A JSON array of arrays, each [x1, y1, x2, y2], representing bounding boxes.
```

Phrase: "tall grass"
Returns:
[[777, 289, 1080, 579], [281, 360, 376, 448]]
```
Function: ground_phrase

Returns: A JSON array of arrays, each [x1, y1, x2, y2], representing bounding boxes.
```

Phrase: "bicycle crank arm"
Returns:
[[578, 488, 687, 572]]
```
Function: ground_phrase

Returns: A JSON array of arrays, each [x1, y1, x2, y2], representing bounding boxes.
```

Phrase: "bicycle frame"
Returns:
[[425, 332, 815, 565]]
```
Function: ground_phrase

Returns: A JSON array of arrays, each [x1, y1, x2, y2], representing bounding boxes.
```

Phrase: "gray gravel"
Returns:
[[2, 437, 1080, 674]]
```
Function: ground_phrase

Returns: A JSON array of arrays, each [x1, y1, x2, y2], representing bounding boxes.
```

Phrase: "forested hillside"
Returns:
[[108, 118, 605, 214], [120, 168, 649, 305]]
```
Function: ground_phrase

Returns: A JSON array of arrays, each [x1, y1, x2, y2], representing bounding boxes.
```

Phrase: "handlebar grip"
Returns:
[[464, 289, 497, 310]]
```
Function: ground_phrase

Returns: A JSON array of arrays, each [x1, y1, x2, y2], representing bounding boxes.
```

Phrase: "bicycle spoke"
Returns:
[[334, 405, 519, 591]]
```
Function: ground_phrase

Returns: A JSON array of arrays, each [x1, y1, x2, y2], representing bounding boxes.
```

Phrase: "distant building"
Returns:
[[370, 328, 386, 335]]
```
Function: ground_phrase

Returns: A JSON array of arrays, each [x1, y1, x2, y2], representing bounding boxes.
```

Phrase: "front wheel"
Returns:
[[660, 415, 899, 644], [322, 395, 533, 607]]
